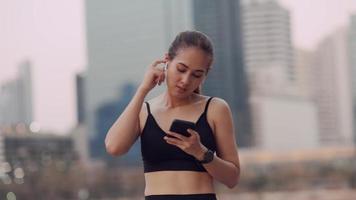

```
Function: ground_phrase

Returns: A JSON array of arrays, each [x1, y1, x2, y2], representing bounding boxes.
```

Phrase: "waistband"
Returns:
[[145, 193, 217, 200], [143, 159, 206, 173]]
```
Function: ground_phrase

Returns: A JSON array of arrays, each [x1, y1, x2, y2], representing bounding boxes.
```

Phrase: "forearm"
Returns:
[[202, 155, 240, 188], [105, 87, 149, 155], [165, 126, 240, 188]]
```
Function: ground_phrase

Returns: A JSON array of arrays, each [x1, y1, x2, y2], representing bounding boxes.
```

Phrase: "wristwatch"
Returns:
[[197, 149, 214, 164]]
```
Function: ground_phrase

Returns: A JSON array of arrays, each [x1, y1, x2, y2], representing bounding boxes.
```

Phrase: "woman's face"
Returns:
[[166, 47, 211, 98]]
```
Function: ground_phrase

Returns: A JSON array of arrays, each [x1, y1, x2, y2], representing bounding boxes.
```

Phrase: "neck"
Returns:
[[161, 91, 197, 108]]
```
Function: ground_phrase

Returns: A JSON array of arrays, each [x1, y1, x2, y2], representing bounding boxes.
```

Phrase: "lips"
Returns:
[[176, 86, 186, 93]]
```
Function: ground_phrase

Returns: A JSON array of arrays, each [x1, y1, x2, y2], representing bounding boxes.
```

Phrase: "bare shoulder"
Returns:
[[138, 96, 156, 132], [138, 102, 147, 134], [209, 97, 231, 115], [138, 95, 162, 130], [207, 97, 233, 134], [145, 94, 164, 107], [139, 101, 148, 117]]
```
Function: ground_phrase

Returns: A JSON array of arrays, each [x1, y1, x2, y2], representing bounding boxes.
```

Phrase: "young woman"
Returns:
[[105, 31, 240, 200]]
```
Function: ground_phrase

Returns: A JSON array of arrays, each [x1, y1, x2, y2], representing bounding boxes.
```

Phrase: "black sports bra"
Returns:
[[140, 97, 217, 173]]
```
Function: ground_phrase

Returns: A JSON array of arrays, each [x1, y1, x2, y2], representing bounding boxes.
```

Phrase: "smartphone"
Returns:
[[169, 119, 196, 137]]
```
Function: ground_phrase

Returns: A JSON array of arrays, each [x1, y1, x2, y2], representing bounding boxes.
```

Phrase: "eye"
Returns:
[[192, 73, 203, 78], [177, 66, 186, 73]]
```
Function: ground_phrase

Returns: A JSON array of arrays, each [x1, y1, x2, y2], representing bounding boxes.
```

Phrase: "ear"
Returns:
[[164, 53, 170, 62]]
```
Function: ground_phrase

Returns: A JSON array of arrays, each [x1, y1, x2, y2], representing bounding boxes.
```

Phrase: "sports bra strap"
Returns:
[[145, 102, 151, 114], [204, 97, 214, 114]]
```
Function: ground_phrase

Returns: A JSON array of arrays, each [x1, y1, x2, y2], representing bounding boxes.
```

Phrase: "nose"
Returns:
[[180, 73, 191, 86]]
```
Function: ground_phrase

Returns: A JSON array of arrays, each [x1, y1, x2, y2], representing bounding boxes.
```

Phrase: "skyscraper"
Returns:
[[313, 28, 353, 146], [192, 0, 253, 147], [241, 0, 295, 95], [0, 60, 33, 126], [71, 71, 90, 164], [349, 14, 356, 145], [294, 49, 314, 99], [76, 72, 86, 125], [0, 135, 4, 164]]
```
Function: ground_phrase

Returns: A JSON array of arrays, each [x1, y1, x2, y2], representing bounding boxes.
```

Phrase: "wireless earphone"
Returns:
[[163, 62, 168, 71]]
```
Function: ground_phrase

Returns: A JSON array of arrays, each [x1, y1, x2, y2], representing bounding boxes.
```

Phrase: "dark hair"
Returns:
[[168, 30, 214, 94]]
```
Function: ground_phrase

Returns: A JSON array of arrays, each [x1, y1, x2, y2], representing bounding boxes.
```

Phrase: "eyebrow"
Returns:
[[177, 62, 205, 73]]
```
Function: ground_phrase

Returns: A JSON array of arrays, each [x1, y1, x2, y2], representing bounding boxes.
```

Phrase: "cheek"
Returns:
[[193, 78, 204, 86], [166, 70, 178, 84], [168, 68, 182, 79]]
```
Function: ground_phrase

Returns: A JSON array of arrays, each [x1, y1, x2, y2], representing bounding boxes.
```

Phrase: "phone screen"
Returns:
[[169, 119, 196, 137]]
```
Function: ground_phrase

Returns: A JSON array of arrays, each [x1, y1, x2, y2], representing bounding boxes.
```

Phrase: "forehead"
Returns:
[[173, 47, 211, 70]]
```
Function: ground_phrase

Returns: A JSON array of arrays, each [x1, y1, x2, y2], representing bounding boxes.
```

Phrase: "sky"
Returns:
[[0, 0, 355, 134], [0, 0, 86, 133], [279, 0, 356, 49]]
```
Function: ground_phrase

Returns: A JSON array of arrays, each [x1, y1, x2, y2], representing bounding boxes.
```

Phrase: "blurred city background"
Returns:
[[1, 0, 356, 199]]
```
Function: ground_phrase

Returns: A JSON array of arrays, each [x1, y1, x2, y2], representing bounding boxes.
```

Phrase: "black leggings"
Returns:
[[145, 193, 217, 200]]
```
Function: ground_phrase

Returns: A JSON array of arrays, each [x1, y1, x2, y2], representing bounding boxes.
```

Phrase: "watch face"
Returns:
[[201, 150, 214, 164]]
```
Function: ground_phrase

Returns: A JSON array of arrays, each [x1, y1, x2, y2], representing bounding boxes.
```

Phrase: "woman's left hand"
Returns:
[[164, 129, 207, 160]]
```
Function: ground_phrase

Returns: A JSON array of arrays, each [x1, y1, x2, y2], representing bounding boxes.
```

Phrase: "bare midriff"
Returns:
[[144, 171, 214, 196]]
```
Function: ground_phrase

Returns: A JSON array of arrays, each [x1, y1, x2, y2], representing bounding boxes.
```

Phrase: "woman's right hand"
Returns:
[[139, 59, 167, 93]]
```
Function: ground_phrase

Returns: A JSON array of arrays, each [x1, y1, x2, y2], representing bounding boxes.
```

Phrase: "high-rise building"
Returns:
[[241, 0, 296, 148], [312, 28, 353, 146], [0, 135, 4, 164], [70, 124, 90, 164], [239, 0, 321, 150], [76, 72, 86, 125], [350, 14, 356, 145], [0, 60, 33, 126], [71, 72, 90, 164], [92, 83, 140, 165], [3, 130, 77, 171], [241, 0, 295, 95], [250, 95, 318, 150], [294, 49, 314, 99], [192, 0, 253, 147]]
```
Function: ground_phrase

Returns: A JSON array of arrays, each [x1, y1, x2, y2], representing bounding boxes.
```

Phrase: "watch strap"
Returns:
[[197, 149, 214, 164]]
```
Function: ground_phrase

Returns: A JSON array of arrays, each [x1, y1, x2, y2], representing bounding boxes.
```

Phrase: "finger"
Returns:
[[154, 77, 160, 85], [164, 136, 184, 148], [158, 73, 165, 85], [151, 60, 166, 69], [157, 73, 163, 85], [187, 129, 199, 138], [167, 131, 187, 140], [153, 71, 163, 85], [154, 66, 165, 72], [187, 129, 197, 134], [153, 69, 163, 77], [152, 59, 166, 66], [156, 75, 161, 86], [163, 62, 168, 71]]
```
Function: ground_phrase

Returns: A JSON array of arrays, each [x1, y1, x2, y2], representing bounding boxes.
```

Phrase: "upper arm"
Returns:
[[209, 98, 240, 168], [138, 102, 149, 135], [105, 102, 145, 156]]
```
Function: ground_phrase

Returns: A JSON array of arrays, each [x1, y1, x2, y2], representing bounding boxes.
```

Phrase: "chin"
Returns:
[[167, 85, 193, 98], [174, 91, 195, 99], [171, 91, 184, 98]]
